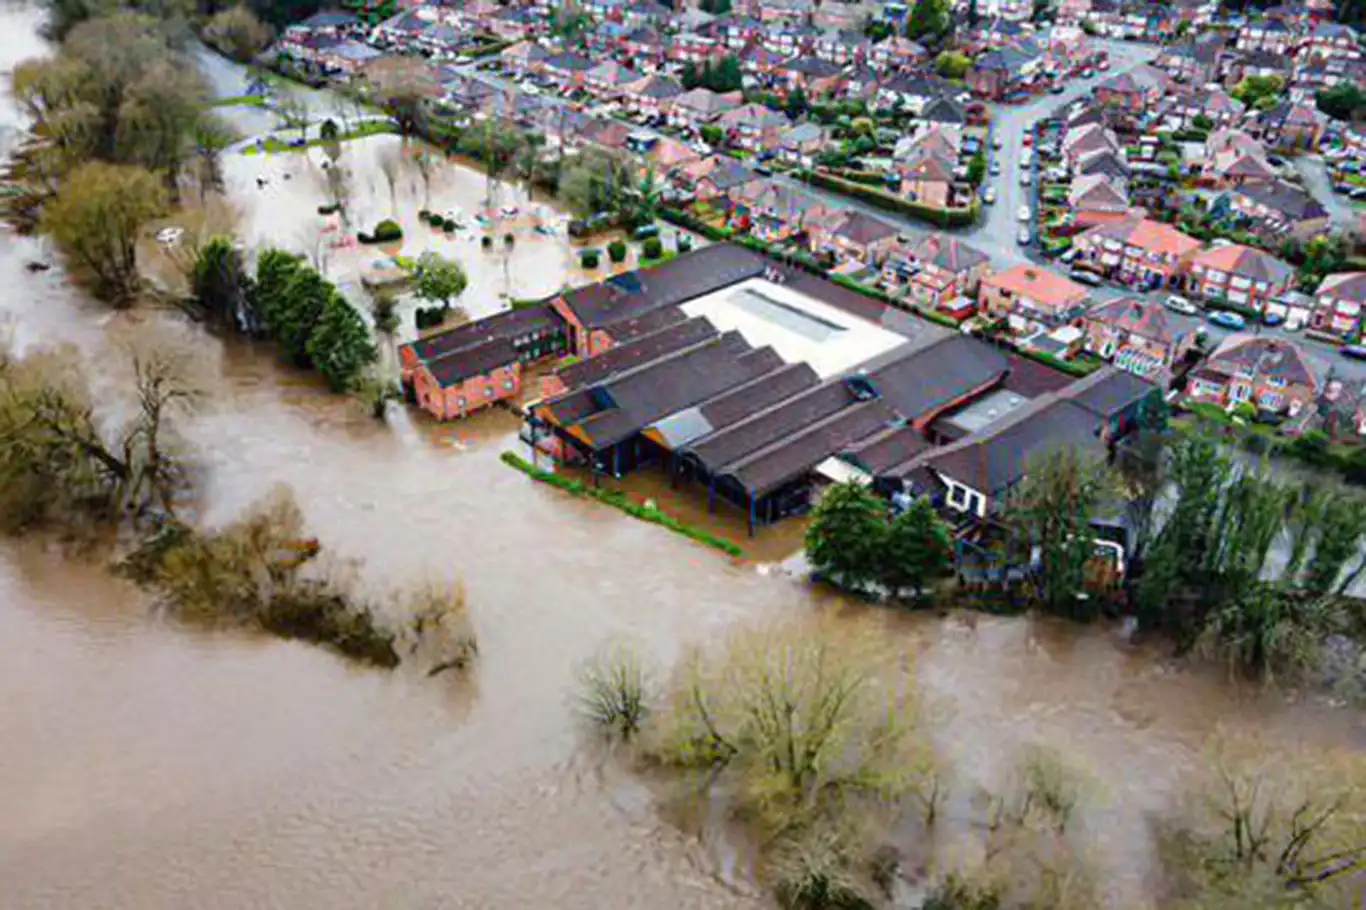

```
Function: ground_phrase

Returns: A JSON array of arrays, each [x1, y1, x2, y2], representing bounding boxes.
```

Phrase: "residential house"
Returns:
[[1219, 179, 1330, 242], [883, 235, 992, 314], [1093, 64, 1171, 113], [543, 52, 597, 88], [314, 39, 382, 77], [620, 26, 667, 66], [869, 35, 927, 71], [812, 29, 869, 66], [717, 103, 790, 153], [776, 121, 829, 167], [1074, 216, 1202, 289], [1068, 174, 1131, 228], [813, 0, 865, 30], [760, 21, 818, 55], [624, 73, 683, 117], [1311, 272, 1366, 340], [967, 45, 1043, 100], [960, 0, 1036, 22], [1186, 335, 1321, 416], [500, 40, 550, 76], [1201, 128, 1276, 187], [1303, 21, 1362, 61], [1184, 243, 1295, 311], [487, 7, 540, 41], [733, 182, 837, 241], [758, 0, 814, 25], [738, 43, 788, 75], [1082, 297, 1194, 379], [691, 157, 764, 201], [669, 87, 744, 130], [897, 148, 958, 209], [1062, 122, 1122, 167], [840, 64, 883, 102], [647, 136, 702, 173], [809, 210, 901, 266], [1161, 86, 1245, 131], [1248, 101, 1327, 152], [773, 56, 846, 98], [1153, 39, 1224, 86], [1075, 148, 1132, 181], [979, 265, 1093, 335], [1235, 16, 1298, 55], [670, 29, 724, 64], [586, 61, 643, 99], [876, 73, 956, 113]]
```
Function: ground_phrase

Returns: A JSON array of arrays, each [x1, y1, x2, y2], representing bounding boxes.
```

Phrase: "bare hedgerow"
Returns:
[[397, 578, 478, 677]]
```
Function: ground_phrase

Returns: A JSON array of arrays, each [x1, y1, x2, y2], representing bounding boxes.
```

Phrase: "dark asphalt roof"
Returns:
[[553, 315, 715, 391], [404, 304, 562, 364], [684, 380, 858, 471], [546, 331, 783, 449], [697, 362, 822, 433], [921, 399, 1103, 495], [842, 424, 931, 475], [424, 338, 520, 388], [1067, 367, 1156, 420], [726, 399, 898, 496], [557, 244, 766, 330], [863, 335, 1010, 423], [1002, 353, 1075, 398]]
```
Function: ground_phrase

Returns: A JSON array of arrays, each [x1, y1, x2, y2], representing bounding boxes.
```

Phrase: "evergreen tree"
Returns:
[[881, 498, 952, 600], [805, 481, 889, 592], [306, 293, 378, 392], [272, 265, 331, 367]]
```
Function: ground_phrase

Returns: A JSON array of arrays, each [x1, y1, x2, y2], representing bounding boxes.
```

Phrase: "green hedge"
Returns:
[[358, 219, 402, 244], [659, 206, 733, 242], [803, 170, 981, 227], [1016, 346, 1101, 377], [828, 274, 961, 328], [500, 452, 744, 557]]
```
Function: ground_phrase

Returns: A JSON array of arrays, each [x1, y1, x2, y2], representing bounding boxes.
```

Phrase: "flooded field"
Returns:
[[1, 7, 1363, 909]]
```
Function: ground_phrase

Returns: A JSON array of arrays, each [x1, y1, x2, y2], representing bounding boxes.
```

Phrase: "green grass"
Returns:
[[500, 452, 744, 558], [240, 120, 396, 155], [639, 250, 678, 267], [207, 94, 267, 109]]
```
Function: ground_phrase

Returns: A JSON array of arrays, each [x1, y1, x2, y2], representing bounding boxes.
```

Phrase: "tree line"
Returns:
[[806, 423, 1366, 695], [574, 618, 1366, 909]]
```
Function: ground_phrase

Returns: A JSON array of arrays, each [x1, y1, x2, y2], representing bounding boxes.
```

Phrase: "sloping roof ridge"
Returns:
[[720, 397, 888, 477]]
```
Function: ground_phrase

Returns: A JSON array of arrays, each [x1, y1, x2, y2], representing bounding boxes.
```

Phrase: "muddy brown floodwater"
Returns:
[[1, 7, 1363, 909]]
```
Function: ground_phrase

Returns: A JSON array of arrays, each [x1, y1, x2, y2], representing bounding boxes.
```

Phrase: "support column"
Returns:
[[748, 495, 756, 538], [708, 477, 716, 514], [612, 445, 621, 479]]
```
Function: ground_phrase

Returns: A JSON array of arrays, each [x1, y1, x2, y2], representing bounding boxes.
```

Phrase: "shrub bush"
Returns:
[[418, 209, 431, 220], [481, 234, 494, 249], [677, 235, 693, 253], [641, 237, 663, 260], [607, 240, 627, 263], [415, 305, 448, 331], [504, 233, 515, 246], [441, 217, 456, 231], [317, 203, 340, 216], [360, 219, 403, 244], [804, 170, 981, 227], [581, 249, 601, 269]]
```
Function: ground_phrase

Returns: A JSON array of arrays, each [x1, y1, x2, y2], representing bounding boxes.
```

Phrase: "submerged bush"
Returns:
[[607, 239, 627, 263], [641, 237, 663, 260], [577, 641, 652, 740], [580, 249, 600, 269]]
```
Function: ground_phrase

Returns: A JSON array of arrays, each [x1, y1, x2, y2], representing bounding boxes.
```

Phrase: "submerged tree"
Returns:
[[40, 160, 168, 304], [805, 480, 890, 593], [412, 251, 468, 312], [0, 332, 202, 532], [203, 5, 273, 63], [305, 293, 378, 393], [191, 235, 252, 327], [1009, 447, 1117, 620]]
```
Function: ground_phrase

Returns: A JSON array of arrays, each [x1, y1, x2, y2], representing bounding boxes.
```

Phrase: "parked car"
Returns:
[[1341, 345, 1366, 361], [1020, 171, 1032, 186], [1017, 204, 1031, 222], [983, 186, 997, 204], [993, 135, 1003, 150], [1060, 248, 1079, 264], [1068, 269, 1102, 287], [1098, 58, 1110, 70], [1165, 294, 1198, 316], [1049, 83, 1066, 94], [1017, 227, 1031, 246], [155, 226, 184, 246], [754, 164, 772, 176], [1207, 310, 1246, 330], [1080, 69, 1094, 79], [990, 160, 1000, 175], [1023, 133, 1033, 147], [1261, 311, 1285, 327]]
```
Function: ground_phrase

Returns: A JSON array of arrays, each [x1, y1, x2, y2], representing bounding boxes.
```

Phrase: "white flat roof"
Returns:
[[680, 277, 907, 379]]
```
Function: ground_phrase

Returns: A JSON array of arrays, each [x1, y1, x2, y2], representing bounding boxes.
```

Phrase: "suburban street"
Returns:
[[201, 41, 1366, 381]]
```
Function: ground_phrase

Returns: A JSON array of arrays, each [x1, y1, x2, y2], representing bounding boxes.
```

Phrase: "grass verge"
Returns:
[[208, 94, 267, 109], [500, 451, 744, 558]]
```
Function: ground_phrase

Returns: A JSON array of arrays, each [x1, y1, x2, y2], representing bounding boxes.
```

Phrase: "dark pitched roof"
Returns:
[[545, 52, 597, 72], [862, 335, 1009, 422], [683, 380, 860, 471], [543, 332, 783, 448], [1234, 178, 1328, 221], [841, 424, 932, 475], [1066, 367, 1156, 421], [425, 338, 519, 388], [725, 398, 898, 496], [554, 314, 715, 390], [918, 398, 1103, 495], [557, 244, 766, 330], [403, 304, 563, 365]]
